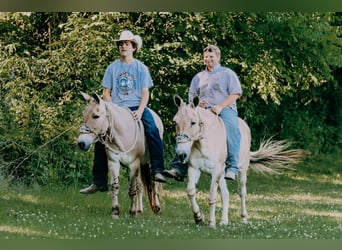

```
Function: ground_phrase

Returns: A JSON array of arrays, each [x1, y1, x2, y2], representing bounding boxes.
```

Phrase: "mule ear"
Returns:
[[173, 94, 184, 108], [80, 91, 92, 102], [191, 95, 200, 108], [92, 92, 101, 104]]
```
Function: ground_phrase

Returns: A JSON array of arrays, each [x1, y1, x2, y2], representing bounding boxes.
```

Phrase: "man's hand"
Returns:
[[211, 105, 223, 115], [133, 109, 143, 120]]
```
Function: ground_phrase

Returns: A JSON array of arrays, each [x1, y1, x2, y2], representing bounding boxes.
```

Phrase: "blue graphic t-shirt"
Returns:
[[102, 59, 153, 107]]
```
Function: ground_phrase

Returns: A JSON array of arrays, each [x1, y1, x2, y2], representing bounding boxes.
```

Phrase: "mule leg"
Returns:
[[238, 170, 248, 223], [218, 174, 229, 226], [208, 173, 220, 228], [128, 161, 140, 217], [187, 168, 204, 224], [108, 160, 121, 219], [153, 182, 161, 213], [136, 172, 143, 215]]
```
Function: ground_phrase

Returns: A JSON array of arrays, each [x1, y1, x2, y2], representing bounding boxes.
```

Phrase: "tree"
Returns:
[[0, 12, 341, 185]]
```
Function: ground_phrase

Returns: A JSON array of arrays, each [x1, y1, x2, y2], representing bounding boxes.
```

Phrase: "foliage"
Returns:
[[0, 12, 341, 185]]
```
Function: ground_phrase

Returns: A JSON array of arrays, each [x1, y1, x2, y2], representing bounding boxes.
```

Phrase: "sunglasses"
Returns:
[[203, 45, 219, 53]]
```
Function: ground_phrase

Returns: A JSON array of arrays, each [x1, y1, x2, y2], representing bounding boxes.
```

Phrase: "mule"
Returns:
[[77, 92, 162, 218], [173, 95, 307, 227]]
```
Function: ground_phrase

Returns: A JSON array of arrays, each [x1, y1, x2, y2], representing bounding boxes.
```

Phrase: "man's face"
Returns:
[[118, 40, 135, 56], [203, 51, 220, 69]]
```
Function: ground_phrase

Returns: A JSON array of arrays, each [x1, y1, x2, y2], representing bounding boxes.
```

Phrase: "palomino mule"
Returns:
[[77, 92, 162, 218], [172, 95, 307, 227]]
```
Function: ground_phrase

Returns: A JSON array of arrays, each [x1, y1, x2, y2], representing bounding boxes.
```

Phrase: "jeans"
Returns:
[[170, 155, 188, 176], [130, 106, 165, 176], [171, 107, 241, 176], [93, 141, 108, 186], [92, 107, 164, 185], [220, 107, 241, 175]]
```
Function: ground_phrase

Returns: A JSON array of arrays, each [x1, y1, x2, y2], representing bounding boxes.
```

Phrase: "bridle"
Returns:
[[175, 107, 218, 145], [79, 106, 140, 155]]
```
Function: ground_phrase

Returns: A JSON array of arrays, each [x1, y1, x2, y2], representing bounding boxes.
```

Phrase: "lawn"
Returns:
[[0, 152, 341, 239]]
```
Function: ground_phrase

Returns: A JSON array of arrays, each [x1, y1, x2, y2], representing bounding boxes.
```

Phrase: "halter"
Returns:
[[80, 106, 140, 155], [79, 123, 107, 139]]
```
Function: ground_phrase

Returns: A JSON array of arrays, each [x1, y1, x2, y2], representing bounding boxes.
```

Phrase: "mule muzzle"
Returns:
[[78, 140, 90, 151], [175, 133, 192, 164], [176, 152, 188, 164], [77, 133, 95, 152]]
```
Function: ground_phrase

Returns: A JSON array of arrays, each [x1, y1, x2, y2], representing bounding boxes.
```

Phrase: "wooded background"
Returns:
[[0, 12, 341, 186]]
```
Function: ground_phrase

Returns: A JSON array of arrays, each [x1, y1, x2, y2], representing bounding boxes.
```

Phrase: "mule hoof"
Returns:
[[111, 214, 120, 219], [219, 220, 229, 226], [130, 211, 137, 217], [241, 214, 248, 224], [241, 218, 248, 224], [137, 210, 143, 215], [208, 221, 216, 228], [111, 207, 120, 219], [153, 206, 161, 214], [195, 220, 205, 225], [194, 211, 205, 225]]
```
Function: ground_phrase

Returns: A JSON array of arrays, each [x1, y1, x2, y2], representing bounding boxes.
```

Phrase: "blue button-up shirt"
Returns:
[[189, 64, 242, 112]]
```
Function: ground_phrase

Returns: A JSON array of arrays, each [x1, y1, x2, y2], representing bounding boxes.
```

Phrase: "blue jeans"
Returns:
[[130, 107, 165, 176], [171, 107, 240, 176], [92, 107, 164, 185], [93, 141, 108, 186], [170, 155, 188, 176], [220, 107, 241, 175]]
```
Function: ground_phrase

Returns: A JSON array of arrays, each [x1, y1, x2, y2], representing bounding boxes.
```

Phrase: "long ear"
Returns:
[[80, 91, 92, 102], [191, 95, 200, 108], [173, 94, 184, 108], [92, 92, 101, 104]]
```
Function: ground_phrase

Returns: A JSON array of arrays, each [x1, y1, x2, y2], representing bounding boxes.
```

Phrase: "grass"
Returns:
[[0, 152, 341, 239]]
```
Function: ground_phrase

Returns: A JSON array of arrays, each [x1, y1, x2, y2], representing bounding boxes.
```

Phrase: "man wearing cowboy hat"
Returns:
[[80, 30, 166, 194]]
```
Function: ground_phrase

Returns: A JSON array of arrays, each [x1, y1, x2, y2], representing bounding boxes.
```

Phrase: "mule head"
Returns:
[[173, 95, 202, 164], [77, 91, 109, 151]]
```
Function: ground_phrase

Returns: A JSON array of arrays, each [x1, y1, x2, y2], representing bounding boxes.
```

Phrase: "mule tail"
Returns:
[[249, 138, 309, 175], [140, 164, 161, 214]]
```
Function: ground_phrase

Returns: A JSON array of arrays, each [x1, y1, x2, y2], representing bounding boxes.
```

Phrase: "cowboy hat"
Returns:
[[114, 30, 142, 52]]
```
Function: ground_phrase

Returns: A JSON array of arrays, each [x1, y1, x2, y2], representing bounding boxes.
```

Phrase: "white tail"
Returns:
[[250, 138, 309, 175]]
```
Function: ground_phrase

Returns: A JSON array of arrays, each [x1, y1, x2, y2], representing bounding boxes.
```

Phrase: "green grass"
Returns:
[[0, 152, 341, 239]]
